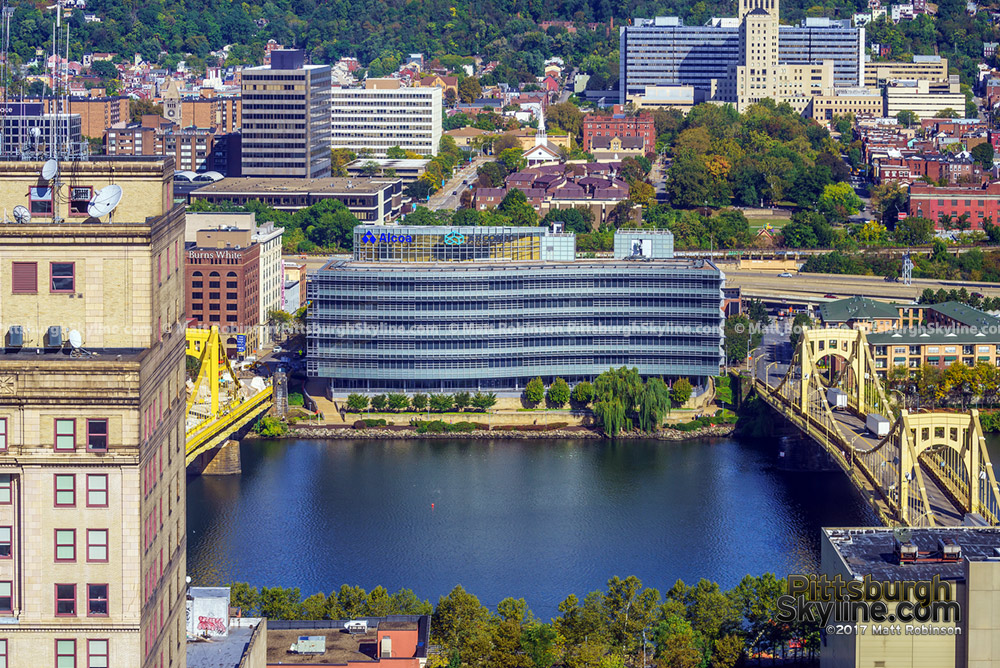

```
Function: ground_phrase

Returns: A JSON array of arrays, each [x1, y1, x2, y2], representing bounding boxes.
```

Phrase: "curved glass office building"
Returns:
[[307, 226, 725, 392]]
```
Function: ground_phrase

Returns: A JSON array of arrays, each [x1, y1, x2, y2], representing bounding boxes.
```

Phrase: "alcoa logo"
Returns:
[[443, 230, 465, 245], [361, 230, 377, 244]]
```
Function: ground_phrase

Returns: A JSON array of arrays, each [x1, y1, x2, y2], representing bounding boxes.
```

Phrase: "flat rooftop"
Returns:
[[187, 624, 260, 668], [826, 527, 1000, 582], [345, 159, 430, 170], [320, 258, 721, 272], [266, 622, 418, 665], [192, 177, 397, 196]]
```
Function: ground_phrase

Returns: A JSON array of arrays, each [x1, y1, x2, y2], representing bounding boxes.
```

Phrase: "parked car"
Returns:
[[824, 294, 837, 299]]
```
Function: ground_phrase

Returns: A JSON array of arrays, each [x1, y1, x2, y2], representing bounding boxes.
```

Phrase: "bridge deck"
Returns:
[[757, 345, 967, 527]]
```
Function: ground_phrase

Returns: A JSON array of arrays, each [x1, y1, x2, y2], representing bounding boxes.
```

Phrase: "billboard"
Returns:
[[236, 334, 246, 354], [629, 239, 652, 258], [0, 103, 43, 116]]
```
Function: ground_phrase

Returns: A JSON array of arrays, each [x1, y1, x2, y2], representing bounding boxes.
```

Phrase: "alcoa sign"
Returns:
[[361, 230, 413, 244]]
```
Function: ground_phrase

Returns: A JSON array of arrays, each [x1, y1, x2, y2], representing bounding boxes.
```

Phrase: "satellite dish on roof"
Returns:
[[41, 159, 58, 181], [68, 329, 83, 349], [87, 185, 123, 218], [12, 205, 30, 224]]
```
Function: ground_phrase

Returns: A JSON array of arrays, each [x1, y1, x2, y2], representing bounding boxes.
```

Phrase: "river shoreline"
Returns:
[[248, 423, 737, 441]]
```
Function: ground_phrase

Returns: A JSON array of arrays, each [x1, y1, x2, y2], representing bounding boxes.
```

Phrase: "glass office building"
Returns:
[[619, 16, 863, 103], [307, 226, 724, 392]]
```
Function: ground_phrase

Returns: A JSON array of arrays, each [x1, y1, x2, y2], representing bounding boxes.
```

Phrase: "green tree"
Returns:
[[571, 381, 594, 405], [653, 614, 702, 668], [429, 394, 454, 412], [971, 142, 995, 170], [893, 217, 935, 245], [432, 585, 494, 663], [818, 182, 863, 222], [638, 377, 671, 432], [592, 367, 645, 435], [458, 77, 482, 103], [228, 582, 259, 616], [671, 378, 693, 405], [521, 623, 559, 668], [258, 586, 303, 620], [387, 392, 409, 411], [453, 391, 472, 411], [371, 394, 388, 412], [498, 148, 527, 175], [869, 181, 909, 225], [524, 377, 545, 407], [411, 393, 429, 411], [723, 314, 760, 365], [346, 393, 369, 412], [386, 145, 407, 159], [896, 110, 919, 128], [547, 378, 571, 407], [471, 392, 497, 411]]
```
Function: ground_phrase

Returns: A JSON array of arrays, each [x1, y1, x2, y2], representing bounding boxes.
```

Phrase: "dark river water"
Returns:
[[186, 435, 885, 617]]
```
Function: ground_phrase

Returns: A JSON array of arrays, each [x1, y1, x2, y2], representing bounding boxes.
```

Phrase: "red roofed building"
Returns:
[[908, 182, 1000, 228], [582, 105, 655, 152]]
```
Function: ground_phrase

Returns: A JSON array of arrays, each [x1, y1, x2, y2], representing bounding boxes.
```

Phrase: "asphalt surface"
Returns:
[[728, 269, 1000, 301], [754, 319, 965, 526], [427, 158, 488, 211]]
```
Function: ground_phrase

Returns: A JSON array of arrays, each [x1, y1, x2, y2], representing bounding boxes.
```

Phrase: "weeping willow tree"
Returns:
[[638, 378, 671, 432], [593, 398, 629, 436], [592, 367, 646, 436]]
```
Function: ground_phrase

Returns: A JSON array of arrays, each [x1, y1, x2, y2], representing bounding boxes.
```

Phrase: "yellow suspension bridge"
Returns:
[[754, 327, 1000, 527], [184, 326, 274, 470]]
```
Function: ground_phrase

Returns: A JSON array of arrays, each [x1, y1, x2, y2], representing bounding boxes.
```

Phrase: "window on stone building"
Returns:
[[55, 638, 75, 667], [55, 474, 75, 507], [87, 475, 108, 507], [86, 420, 108, 452], [54, 419, 75, 450], [87, 585, 108, 616], [54, 530, 75, 562]]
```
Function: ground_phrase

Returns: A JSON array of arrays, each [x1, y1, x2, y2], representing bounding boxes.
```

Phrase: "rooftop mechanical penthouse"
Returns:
[[307, 225, 725, 393]]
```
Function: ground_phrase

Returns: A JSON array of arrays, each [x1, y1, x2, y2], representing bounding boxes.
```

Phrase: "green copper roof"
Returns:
[[927, 302, 1000, 329], [868, 327, 998, 346], [819, 295, 900, 323]]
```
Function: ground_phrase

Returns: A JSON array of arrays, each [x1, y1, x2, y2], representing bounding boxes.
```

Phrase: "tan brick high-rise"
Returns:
[[0, 158, 186, 667]]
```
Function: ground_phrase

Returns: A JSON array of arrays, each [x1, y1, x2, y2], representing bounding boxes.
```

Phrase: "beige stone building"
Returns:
[[0, 158, 187, 667], [822, 527, 1000, 668], [863, 56, 950, 88]]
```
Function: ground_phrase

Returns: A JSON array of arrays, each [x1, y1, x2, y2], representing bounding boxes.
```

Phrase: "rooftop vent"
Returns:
[[290, 636, 326, 655], [894, 538, 918, 564], [938, 538, 962, 562]]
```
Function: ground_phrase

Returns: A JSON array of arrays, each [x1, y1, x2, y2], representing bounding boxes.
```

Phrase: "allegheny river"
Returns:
[[186, 435, 888, 616]]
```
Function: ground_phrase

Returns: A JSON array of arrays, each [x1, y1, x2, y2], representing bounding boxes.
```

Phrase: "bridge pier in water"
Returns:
[[191, 439, 243, 476]]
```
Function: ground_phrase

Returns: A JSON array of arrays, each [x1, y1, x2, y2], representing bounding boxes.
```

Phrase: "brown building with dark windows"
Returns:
[[185, 227, 261, 357], [581, 105, 655, 153]]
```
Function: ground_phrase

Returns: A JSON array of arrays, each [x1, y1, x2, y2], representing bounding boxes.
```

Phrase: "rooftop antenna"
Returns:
[[0, 0, 11, 156]]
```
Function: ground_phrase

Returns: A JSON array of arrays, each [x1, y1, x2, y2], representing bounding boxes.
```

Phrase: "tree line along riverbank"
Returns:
[[220, 574, 817, 667]]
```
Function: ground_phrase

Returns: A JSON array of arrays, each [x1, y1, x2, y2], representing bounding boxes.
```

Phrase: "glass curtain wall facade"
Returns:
[[308, 259, 724, 392], [618, 17, 863, 102]]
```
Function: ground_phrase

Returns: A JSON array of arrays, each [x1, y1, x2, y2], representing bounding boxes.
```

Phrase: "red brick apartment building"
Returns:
[[185, 227, 260, 356], [582, 105, 655, 152], [908, 182, 1000, 228]]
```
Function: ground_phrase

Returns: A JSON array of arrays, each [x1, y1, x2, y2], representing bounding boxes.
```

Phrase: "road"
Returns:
[[426, 158, 487, 211], [726, 268, 1000, 301], [753, 321, 965, 526]]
